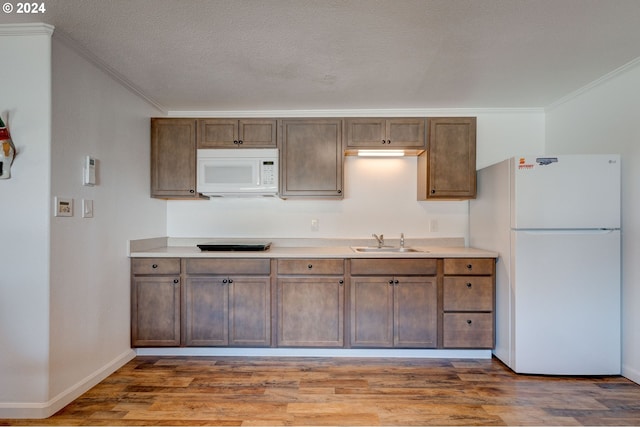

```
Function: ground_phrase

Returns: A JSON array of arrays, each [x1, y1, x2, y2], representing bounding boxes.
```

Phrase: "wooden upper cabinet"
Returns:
[[418, 117, 477, 200], [150, 118, 201, 199], [198, 119, 277, 148], [345, 118, 426, 149], [279, 119, 344, 198]]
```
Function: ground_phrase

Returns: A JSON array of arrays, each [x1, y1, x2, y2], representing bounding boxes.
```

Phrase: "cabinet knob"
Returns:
[[466, 264, 473, 270], [238, 140, 243, 144], [228, 279, 233, 284], [190, 189, 195, 193], [382, 139, 386, 144], [339, 280, 344, 285], [173, 279, 179, 284], [467, 319, 473, 325], [466, 282, 472, 288], [308, 264, 313, 269], [389, 280, 394, 285], [431, 189, 436, 194], [222, 279, 228, 284], [152, 264, 158, 269], [337, 189, 342, 194], [233, 140, 238, 144], [394, 279, 399, 285]]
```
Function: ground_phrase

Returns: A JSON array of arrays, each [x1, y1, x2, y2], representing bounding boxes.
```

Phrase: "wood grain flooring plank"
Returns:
[[1, 356, 639, 426]]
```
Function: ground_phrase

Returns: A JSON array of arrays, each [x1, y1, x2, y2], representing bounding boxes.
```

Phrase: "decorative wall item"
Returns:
[[0, 116, 16, 179]]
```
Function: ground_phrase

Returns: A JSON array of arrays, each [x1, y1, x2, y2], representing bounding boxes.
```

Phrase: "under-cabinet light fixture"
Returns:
[[356, 150, 406, 157]]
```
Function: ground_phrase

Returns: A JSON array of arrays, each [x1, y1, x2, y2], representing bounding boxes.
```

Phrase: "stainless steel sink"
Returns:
[[351, 246, 425, 253]]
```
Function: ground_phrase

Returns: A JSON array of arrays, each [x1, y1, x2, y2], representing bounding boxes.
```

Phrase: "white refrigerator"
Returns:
[[469, 154, 621, 375]]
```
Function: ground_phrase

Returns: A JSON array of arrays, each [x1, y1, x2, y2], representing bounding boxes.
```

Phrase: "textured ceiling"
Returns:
[[4, 0, 640, 112]]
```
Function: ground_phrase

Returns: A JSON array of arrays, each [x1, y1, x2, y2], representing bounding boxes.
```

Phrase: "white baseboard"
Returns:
[[622, 363, 640, 385], [0, 349, 135, 419], [135, 347, 493, 359]]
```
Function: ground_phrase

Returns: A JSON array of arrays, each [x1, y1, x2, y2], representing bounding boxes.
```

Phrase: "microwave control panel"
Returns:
[[262, 161, 276, 185]]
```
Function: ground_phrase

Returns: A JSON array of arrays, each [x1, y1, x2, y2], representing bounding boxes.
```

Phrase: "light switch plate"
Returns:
[[82, 199, 94, 218]]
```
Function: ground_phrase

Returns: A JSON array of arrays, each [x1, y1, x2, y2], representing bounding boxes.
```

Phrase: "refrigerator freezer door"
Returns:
[[511, 229, 621, 375], [511, 155, 620, 229]]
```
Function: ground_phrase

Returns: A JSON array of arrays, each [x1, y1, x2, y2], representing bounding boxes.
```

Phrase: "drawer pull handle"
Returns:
[[466, 319, 472, 325], [466, 264, 473, 270], [152, 264, 158, 269], [308, 264, 313, 269], [466, 282, 472, 288]]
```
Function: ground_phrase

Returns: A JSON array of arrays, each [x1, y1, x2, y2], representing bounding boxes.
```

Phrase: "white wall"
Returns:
[[167, 110, 545, 239], [0, 24, 53, 412], [545, 60, 640, 384], [0, 23, 166, 418], [48, 37, 165, 407]]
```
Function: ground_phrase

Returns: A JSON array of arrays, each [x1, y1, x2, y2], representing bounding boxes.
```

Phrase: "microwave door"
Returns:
[[200, 159, 260, 192]]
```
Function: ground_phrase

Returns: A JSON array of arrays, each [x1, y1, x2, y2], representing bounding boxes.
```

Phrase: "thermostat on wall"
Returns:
[[83, 156, 96, 186]]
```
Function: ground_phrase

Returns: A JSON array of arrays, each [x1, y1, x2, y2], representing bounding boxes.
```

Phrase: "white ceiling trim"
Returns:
[[546, 55, 640, 112], [0, 23, 53, 36], [52, 29, 166, 114], [167, 107, 544, 118]]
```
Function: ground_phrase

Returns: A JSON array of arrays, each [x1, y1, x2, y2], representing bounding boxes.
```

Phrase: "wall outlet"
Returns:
[[311, 218, 319, 231]]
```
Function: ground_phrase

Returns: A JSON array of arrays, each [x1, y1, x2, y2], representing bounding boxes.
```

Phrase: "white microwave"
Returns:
[[197, 148, 279, 197]]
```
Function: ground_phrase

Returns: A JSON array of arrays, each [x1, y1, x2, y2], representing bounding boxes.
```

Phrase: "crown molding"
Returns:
[[546, 56, 640, 112], [167, 107, 544, 118], [0, 23, 54, 36], [52, 29, 166, 114]]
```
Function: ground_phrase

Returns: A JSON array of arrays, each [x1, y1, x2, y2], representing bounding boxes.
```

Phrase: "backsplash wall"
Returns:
[[168, 156, 468, 239]]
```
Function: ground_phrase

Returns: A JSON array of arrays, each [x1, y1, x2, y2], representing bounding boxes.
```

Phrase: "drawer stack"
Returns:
[[442, 258, 495, 348]]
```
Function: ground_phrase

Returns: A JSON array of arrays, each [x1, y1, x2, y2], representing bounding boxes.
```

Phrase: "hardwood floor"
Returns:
[[2, 356, 640, 426]]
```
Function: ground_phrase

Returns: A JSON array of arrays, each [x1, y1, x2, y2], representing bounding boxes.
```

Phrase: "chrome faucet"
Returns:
[[400, 233, 405, 248], [372, 233, 384, 248]]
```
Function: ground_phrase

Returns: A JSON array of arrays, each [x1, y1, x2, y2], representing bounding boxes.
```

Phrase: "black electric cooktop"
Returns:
[[197, 241, 272, 252]]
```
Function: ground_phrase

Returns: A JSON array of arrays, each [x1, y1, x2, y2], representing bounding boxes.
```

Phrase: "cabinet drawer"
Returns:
[[443, 313, 494, 348], [132, 258, 181, 275], [185, 258, 271, 275], [278, 259, 344, 275], [443, 277, 493, 311], [350, 259, 437, 276], [443, 258, 494, 275]]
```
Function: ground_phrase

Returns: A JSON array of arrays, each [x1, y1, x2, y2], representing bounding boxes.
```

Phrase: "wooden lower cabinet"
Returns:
[[131, 256, 495, 350], [184, 276, 271, 346], [276, 258, 345, 347], [131, 258, 181, 347], [350, 276, 437, 348], [277, 277, 345, 347], [442, 258, 495, 348]]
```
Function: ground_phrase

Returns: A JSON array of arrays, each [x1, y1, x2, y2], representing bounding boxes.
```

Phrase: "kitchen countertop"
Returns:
[[128, 237, 498, 259]]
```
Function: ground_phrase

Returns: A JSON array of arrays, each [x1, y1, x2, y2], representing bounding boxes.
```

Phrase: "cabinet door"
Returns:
[[198, 119, 238, 148], [238, 119, 277, 147], [278, 277, 344, 347], [131, 276, 180, 346], [345, 118, 386, 147], [184, 277, 229, 346], [394, 277, 437, 348], [418, 117, 476, 200], [229, 277, 271, 346], [150, 118, 199, 198], [350, 277, 394, 348], [386, 118, 425, 148], [279, 119, 343, 198]]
